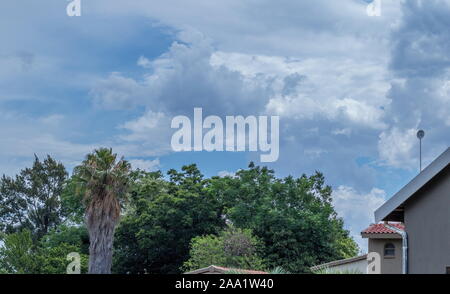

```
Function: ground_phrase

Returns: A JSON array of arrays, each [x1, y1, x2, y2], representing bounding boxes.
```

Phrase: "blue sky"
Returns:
[[1, 0, 450, 251]]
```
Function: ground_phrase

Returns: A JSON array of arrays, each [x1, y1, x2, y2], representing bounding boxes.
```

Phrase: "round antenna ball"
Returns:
[[417, 130, 425, 140]]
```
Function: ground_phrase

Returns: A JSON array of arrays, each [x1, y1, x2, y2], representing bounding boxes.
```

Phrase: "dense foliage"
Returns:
[[0, 152, 358, 274], [0, 155, 68, 239], [0, 228, 88, 274], [208, 164, 359, 273], [113, 167, 224, 274], [182, 227, 266, 272]]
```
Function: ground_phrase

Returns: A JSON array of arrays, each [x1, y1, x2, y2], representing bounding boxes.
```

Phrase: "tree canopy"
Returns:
[[182, 226, 266, 272], [113, 166, 225, 274], [113, 163, 358, 274], [0, 152, 358, 274], [207, 164, 358, 273], [0, 155, 68, 239]]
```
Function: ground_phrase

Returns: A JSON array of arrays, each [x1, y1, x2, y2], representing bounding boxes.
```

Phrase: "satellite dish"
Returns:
[[417, 130, 425, 140]]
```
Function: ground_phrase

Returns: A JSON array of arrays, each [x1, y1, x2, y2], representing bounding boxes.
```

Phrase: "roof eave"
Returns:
[[375, 148, 450, 222], [361, 233, 402, 239]]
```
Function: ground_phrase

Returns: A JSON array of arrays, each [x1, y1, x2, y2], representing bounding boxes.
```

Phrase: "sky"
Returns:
[[1, 0, 450, 251]]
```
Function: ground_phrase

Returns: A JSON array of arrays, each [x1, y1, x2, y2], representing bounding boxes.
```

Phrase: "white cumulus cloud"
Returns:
[[333, 185, 387, 252]]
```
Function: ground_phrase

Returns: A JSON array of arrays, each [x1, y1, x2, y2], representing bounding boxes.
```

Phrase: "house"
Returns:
[[185, 265, 268, 274], [311, 223, 405, 274], [312, 147, 450, 274], [375, 147, 450, 274], [361, 223, 404, 274]]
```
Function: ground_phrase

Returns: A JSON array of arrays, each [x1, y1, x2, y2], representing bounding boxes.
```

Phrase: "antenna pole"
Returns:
[[419, 138, 422, 172], [417, 130, 425, 173]]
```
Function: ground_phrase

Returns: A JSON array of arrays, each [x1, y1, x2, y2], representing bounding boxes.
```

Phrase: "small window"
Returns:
[[384, 243, 395, 257]]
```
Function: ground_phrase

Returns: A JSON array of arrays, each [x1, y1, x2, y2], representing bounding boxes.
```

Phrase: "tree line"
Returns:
[[0, 148, 358, 274]]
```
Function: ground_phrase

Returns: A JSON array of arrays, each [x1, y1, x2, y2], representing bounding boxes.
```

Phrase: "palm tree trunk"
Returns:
[[87, 196, 120, 274], [88, 219, 116, 274]]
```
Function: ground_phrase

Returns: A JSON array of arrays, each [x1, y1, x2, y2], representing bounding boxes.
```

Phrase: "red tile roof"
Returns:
[[362, 223, 405, 234]]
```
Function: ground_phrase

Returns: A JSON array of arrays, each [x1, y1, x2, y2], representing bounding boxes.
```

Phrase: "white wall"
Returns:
[[324, 259, 368, 274]]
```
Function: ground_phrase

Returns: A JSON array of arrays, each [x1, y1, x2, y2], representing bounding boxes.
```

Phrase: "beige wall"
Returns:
[[368, 238, 402, 274]]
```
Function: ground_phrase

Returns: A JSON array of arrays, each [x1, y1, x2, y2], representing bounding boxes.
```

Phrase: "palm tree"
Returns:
[[74, 148, 131, 274]]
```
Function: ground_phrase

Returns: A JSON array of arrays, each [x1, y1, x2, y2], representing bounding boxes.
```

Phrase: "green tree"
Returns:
[[183, 227, 266, 272], [208, 163, 359, 273], [37, 236, 88, 274], [113, 165, 225, 274], [0, 155, 68, 239], [41, 225, 89, 255], [60, 177, 85, 225], [0, 227, 89, 274], [0, 230, 36, 273], [73, 148, 131, 274]]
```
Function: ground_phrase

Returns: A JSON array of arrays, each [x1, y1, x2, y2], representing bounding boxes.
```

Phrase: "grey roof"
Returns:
[[375, 147, 450, 222], [184, 265, 268, 274], [310, 255, 367, 271]]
